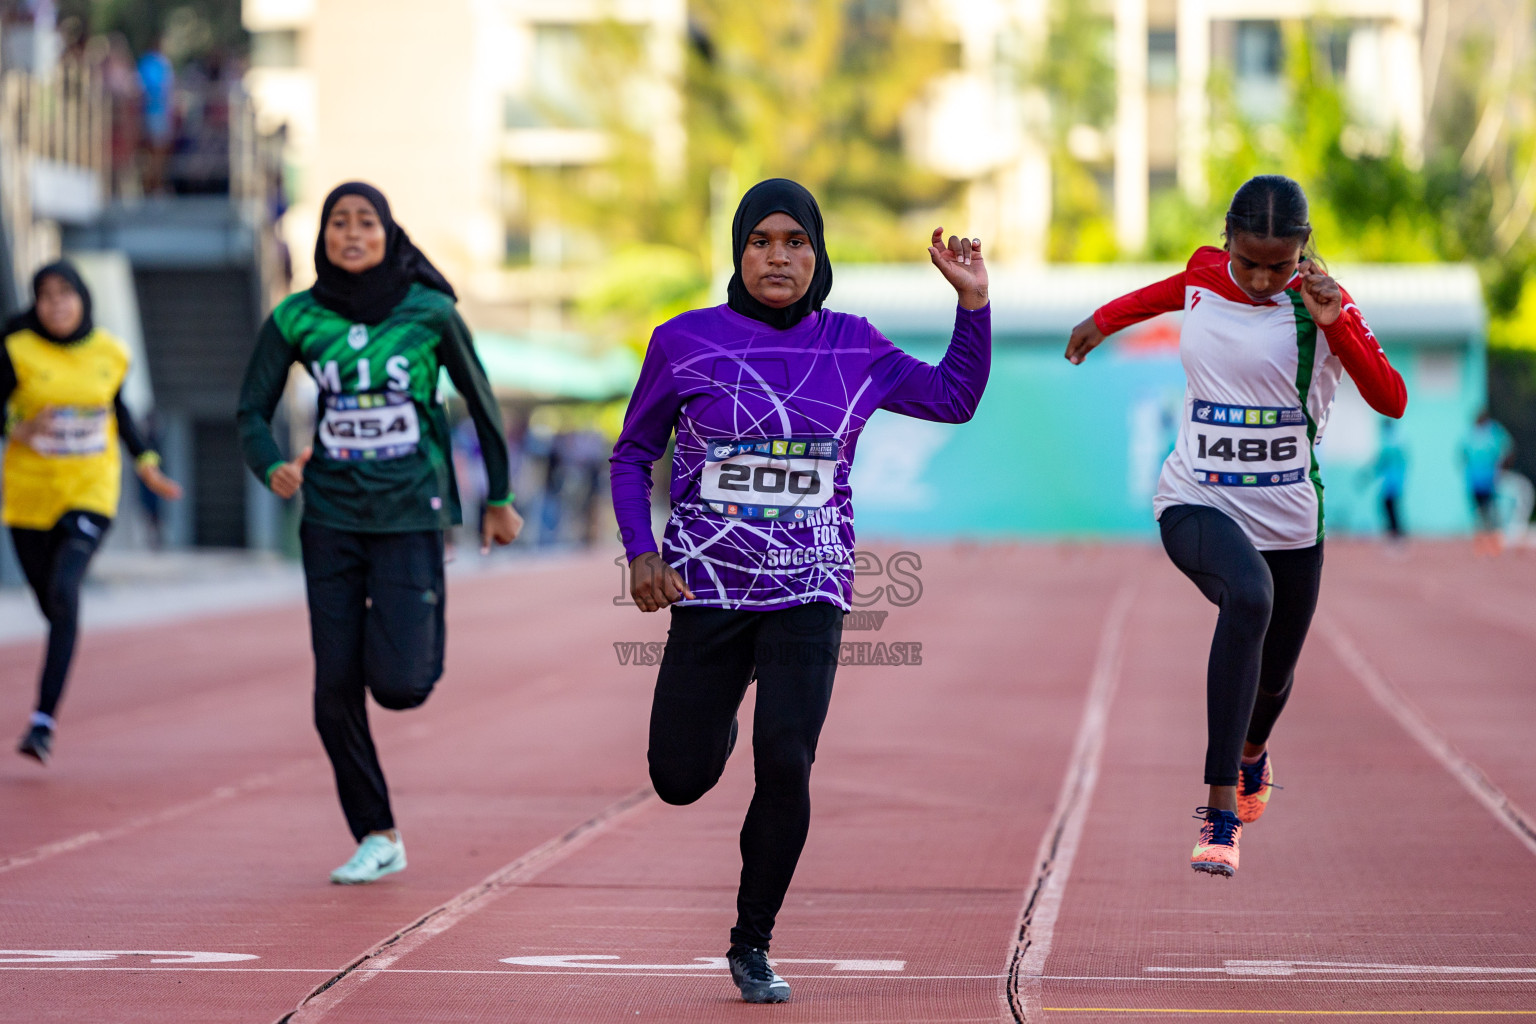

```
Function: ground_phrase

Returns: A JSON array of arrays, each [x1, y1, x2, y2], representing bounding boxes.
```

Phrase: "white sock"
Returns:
[[1240, 750, 1265, 765], [30, 711, 56, 730]]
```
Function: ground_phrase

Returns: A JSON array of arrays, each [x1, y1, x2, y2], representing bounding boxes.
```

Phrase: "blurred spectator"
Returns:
[[170, 48, 234, 194], [1365, 419, 1407, 543], [534, 423, 563, 545], [137, 36, 174, 194], [562, 428, 610, 546], [104, 33, 142, 197], [0, 0, 59, 76], [56, 10, 84, 61], [1461, 409, 1515, 554], [267, 122, 293, 292], [451, 415, 490, 543]]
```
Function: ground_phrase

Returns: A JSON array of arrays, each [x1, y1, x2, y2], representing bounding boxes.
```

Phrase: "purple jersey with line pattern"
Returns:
[[610, 302, 990, 611]]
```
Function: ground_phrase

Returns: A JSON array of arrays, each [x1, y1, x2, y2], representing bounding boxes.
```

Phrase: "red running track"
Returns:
[[0, 543, 1532, 1022]]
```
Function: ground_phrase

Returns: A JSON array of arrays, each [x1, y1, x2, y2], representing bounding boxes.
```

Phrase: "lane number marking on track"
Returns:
[[0, 950, 259, 965], [1146, 960, 1536, 977], [500, 955, 905, 972]]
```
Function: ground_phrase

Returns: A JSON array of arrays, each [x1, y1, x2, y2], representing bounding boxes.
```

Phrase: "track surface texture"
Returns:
[[1, 542, 1531, 1023]]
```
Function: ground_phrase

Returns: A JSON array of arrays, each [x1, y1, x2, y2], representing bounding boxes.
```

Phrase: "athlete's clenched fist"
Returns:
[[629, 551, 695, 613]]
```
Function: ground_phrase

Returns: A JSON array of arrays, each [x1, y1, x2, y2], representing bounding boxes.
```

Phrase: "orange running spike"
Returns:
[[1191, 807, 1242, 877], [1237, 751, 1275, 824]]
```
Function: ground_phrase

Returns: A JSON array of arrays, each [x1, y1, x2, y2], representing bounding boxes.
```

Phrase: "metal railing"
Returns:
[[0, 56, 108, 305], [1, 53, 288, 315], [229, 89, 288, 312]]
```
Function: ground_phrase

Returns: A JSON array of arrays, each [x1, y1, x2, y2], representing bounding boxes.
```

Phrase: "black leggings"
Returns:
[[10, 511, 111, 721], [300, 521, 446, 841], [1159, 505, 1323, 787], [649, 601, 844, 950]]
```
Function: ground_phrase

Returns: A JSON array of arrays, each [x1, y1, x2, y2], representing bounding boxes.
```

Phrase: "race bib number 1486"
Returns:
[[1189, 400, 1309, 487]]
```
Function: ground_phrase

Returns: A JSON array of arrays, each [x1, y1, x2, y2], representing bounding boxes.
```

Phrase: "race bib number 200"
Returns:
[[319, 392, 420, 461], [701, 437, 838, 521], [1189, 400, 1309, 487]]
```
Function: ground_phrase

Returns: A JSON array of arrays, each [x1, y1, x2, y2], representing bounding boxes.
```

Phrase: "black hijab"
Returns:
[[310, 182, 457, 325], [726, 178, 833, 330], [3, 260, 95, 344]]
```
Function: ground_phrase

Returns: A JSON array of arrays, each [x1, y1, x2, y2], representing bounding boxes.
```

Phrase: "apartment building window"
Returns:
[[1148, 30, 1176, 89], [506, 24, 604, 130], [1233, 20, 1284, 120], [251, 30, 299, 69], [1235, 21, 1281, 79], [1323, 26, 1350, 77], [505, 224, 532, 266]]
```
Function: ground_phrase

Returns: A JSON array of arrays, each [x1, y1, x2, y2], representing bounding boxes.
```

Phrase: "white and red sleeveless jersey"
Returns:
[[1094, 246, 1407, 550]]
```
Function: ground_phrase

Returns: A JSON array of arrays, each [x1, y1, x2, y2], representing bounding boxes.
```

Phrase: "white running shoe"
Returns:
[[329, 833, 406, 885]]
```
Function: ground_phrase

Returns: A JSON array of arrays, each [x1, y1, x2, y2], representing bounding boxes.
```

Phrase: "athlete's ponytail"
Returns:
[[1224, 175, 1324, 272]]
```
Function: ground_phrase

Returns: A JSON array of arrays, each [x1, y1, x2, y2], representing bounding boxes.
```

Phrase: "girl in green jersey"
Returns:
[[238, 182, 521, 883]]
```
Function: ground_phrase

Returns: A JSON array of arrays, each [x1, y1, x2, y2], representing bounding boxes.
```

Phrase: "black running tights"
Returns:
[[10, 511, 111, 720], [300, 521, 446, 841], [648, 601, 844, 950], [1159, 504, 1323, 787]]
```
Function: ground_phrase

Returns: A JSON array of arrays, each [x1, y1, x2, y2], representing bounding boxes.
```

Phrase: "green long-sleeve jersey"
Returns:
[[237, 283, 511, 534]]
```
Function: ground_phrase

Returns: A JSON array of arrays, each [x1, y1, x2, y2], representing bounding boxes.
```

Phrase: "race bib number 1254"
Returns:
[[319, 392, 420, 461], [700, 437, 838, 521]]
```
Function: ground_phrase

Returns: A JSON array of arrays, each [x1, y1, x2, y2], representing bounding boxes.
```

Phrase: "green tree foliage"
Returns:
[[1145, 19, 1536, 352], [560, 1, 957, 352], [60, 0, 245, 59], [1032, 0, 1118, 261], [686, 0, 955, 262]]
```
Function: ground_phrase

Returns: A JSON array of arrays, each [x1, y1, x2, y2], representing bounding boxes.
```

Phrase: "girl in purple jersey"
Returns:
[[609, 179, 990, 1004]]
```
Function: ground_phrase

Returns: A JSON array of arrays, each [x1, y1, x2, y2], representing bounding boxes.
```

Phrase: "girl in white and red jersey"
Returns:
[[1065, 175, 1407, 877]]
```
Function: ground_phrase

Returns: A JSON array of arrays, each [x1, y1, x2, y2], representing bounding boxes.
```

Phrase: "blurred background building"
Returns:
[[3, 0, 1535, 576]]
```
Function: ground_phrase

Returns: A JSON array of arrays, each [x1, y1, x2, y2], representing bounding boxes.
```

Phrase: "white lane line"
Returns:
[[278, 786, 656, 1024], [11, 967, 1536, 985], [1004, 583, 1137, 1024], [1, 966, 1001, 979], [0, 760, 321, 876], [1147, 960, 1536, 976], [1320, 619, 1536, 858]]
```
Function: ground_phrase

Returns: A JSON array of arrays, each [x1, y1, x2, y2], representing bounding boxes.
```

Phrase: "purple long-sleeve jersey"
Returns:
[[610, 302, 990, 611]]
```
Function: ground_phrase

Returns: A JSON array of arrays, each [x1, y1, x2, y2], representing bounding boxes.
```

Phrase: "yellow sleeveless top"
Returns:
[[3, 327, 131, 529]]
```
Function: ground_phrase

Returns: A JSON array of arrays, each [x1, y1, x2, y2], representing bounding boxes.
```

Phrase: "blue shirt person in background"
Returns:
[[1461, 409, 1515, 553], [136, 37, 174, 194], [1365, 419, 1408, 542]]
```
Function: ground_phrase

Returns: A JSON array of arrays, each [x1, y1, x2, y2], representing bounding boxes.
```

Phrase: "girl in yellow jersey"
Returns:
[[2, 261, 182, 763]]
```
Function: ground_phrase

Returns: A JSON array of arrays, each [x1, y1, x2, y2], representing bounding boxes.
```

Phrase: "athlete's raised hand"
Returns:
[[928, 228, 989, 310], [1065, 315, 1108, 365], [1297, 261, 1342, 327], [481, 502, 523, 554], [629, 550, 695, 613], [269, 446, 311, 500]]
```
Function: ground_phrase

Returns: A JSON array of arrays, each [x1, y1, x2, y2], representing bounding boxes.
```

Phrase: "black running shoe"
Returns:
[[728, 944, 790, 1003], [18, 724, 52, 765]]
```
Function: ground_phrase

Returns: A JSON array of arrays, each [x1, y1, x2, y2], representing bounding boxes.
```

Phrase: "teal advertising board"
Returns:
[[834, 263, 1488, 540]]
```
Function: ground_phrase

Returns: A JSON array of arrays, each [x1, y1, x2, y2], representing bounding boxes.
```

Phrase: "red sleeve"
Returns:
[[1092, 270, 1186, 336], [1322, 289, 1407, 418]]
